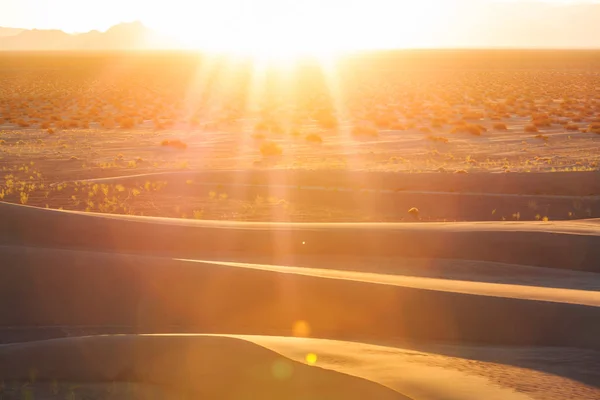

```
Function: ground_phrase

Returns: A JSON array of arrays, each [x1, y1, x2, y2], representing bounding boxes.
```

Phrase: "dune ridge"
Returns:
[[1, 201, 599, 272], [2, 243, 599, 351]]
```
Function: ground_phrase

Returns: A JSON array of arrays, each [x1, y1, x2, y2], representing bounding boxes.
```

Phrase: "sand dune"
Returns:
[[74, 170, 600, 222], [1, 334, 598, 400], [2, 244, 599, 350], [0, 335, 405, 399], [79, 169, 600, 197], [1, 201, 599, 398], [1, 201, 599, 272], [182, 258, 600, 306], [247, 335, 600, 400]]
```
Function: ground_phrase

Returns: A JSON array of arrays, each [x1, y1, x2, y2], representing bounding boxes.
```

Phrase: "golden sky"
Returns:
[[2, 0, 600, 53]]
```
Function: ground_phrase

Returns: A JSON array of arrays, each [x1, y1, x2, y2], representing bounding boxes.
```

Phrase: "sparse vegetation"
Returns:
[[0, 52, 598, 223]]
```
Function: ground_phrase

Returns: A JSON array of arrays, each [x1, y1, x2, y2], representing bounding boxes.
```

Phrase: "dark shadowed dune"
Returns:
[[1, 201, 599, 272], [0, 335, 406, 400], [1, 244, 599, 350]]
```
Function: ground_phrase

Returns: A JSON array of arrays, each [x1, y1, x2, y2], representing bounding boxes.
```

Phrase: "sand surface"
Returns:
[[0, 334, 599, 400], [1, 201, 599, 399]]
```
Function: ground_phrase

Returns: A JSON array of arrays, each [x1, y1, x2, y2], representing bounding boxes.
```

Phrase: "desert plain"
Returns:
[[0, 50, 599, 399]]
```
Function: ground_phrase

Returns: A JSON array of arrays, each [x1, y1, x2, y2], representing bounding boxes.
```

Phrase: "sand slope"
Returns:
[[80, 169, 600, 197], [1, 334, 598, 400], [0, 335, 405, 400], [1, 202, 599, 398], [2, 245, 599, 350], [1, 201, 599, 272]]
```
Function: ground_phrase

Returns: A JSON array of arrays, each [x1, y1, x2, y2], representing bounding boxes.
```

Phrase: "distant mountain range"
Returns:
[[0, 21, 180, 50]]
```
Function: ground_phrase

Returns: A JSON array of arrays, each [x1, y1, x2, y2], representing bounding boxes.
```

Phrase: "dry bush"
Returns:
[[493, 122, 507, 130], [450, 124, 483, 136], [316, 113, 338, 130], [565, 124, 580, 131], [160, 139, 188, 150], [588, 123, 600, 134], [260, 141, 283, 156], [289, 127, 302, 136], [524, 125, 538, 133], [533, 119, 551, 128], [119, 117, 135, 129], [305, 133, 323, 144], [373, 115, 393, 128]]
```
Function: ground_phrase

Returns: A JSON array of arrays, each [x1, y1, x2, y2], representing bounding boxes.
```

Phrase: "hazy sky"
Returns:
[[2, 0, 600, 50]]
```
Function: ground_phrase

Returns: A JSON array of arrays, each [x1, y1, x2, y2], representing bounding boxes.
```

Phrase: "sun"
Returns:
[[148, 0, 450, 61], [153, 0, 369, 61], [179, 18, 347, 62]]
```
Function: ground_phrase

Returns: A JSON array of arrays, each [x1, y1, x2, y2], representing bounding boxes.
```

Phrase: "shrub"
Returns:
[[120, 117, 135, 129], [450, 124, 482, 136], [374, 115, 393, 128], [254, 121, 269, 132], [305, 133, 323, 144], [260, 141, 283, 156], [493, 122, 507, 130], [533, 119, 551, 128], [161, 139, 188, 150], [588, 123, 600, 134], [534, 134, 549, 141], [315, 111, 338, 130], [524, 125, 538, 133], [565, 124, 580, 131]]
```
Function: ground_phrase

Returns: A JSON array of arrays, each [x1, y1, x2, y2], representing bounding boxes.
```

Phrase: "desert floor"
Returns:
[[1, 51, 600, 399]]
